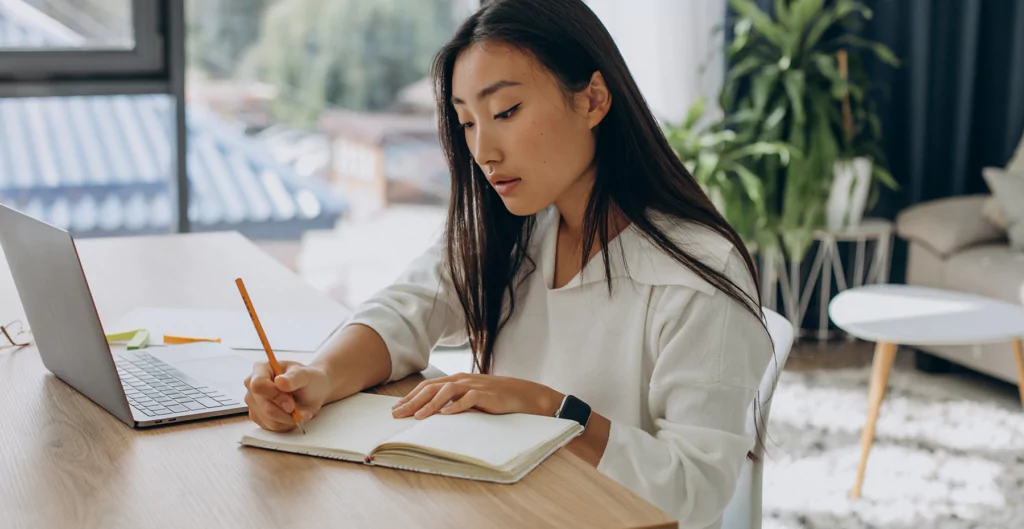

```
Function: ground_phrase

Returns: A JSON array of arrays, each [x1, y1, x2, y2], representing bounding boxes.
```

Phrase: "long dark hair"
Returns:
[[432, 0, 767, 376]]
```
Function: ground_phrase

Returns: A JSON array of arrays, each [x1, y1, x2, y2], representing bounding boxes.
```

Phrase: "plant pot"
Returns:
[[826, 157, 873, 231]]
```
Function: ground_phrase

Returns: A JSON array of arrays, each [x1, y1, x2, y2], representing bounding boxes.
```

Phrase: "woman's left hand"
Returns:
[[391, 373, 565, 420]]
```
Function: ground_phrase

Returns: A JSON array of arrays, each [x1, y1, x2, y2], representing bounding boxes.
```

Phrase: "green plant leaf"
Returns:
[[773, 0, 791, 27], [683, 97, 707, 130], [830, 35, 900, 66], [789, 0, 825, 32], [752, 64, 781, 115], [802, 0, 871, 55], [729, 17, 754, 57], [872, 164, 899, 190], [726, 142, 792, 164], [811, 53, 842, 84], [782, 69, 806, 125], [698, 130, 739, 149], [763, 101, 788, 134], [722, 55, 765, 109], [729, 0, 788, 47], [731, 163, 768, 216]]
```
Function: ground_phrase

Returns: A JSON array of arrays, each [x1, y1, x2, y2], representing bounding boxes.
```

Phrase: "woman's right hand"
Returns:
[[243, 361, 331, 432]]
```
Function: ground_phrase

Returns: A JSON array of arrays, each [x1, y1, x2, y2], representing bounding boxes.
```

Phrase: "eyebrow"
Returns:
[[451, 80, 522, 105]]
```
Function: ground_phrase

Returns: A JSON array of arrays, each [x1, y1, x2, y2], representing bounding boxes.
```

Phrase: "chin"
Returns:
[[500, 197, 547, 217]]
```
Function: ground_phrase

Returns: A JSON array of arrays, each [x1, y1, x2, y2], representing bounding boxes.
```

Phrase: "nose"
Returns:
[[468, 124, 501, 171]]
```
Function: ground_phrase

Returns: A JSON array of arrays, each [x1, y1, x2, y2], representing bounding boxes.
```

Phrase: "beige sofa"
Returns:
[[896, 194, 1024, 383]]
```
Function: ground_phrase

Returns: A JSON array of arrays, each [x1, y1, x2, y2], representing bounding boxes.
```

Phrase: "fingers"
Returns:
[[414, 382, 470, 420], [245, 361, 305, 428], [393, 373, 474, 409], [249, 361, 302, 413], [392, 381, 449, 418], [248, 362, 279, 400], [274, 362, 311, 393], [394, 376, 453, 409], [245, 391, 296, 432], [441, 389, 482, 416]]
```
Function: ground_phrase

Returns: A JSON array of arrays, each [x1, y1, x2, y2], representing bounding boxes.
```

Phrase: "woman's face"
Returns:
[[451, 42, 610, 216]]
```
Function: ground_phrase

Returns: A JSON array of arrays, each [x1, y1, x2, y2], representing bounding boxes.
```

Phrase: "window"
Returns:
[[0, 94, 176, 236], [186, 0, 475, 308], [0, 0, 163, 78], [0, 0, 134, 50], [0, 0, 479, 316]]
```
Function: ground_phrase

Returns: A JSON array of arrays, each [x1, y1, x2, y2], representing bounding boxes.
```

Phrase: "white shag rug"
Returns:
[[762, 367, 1024, 529]]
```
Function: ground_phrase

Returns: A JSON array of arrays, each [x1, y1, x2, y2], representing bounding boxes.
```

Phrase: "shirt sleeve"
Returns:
[[596, 250, 772, 527], [345, 235, 468, 382]]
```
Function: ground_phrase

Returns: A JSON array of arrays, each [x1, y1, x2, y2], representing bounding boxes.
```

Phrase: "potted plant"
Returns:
[[717, 0, 900, 326], [722, 0, 900, 260], [663, 97, 793, 255], [826, 48, 899, 231]]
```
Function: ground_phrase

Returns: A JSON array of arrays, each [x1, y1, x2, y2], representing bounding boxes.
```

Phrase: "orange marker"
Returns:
[[235, 278, 305, 434], [164, 334, 221, 344]]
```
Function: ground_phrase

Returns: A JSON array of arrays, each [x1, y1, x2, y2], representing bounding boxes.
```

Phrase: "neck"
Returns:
[[553, 164, 630, 249], [554, 164, 597, 240]]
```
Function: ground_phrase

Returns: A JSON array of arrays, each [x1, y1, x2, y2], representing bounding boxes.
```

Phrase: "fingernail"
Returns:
[[414, 410, 427, 419], [282, 401, 294, 413]]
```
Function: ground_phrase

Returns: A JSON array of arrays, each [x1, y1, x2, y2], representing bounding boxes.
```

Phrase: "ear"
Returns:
[[583, 71, 612, 129]]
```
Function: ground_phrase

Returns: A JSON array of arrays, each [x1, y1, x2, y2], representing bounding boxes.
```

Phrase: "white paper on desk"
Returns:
[[109, 307, 348, 352]]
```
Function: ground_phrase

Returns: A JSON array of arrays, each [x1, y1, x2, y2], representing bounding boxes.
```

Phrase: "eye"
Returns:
[[494, 103, 521, 120], [460, 122, 475, 130]]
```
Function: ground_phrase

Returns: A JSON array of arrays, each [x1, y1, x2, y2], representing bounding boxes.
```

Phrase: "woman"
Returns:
[[244, 0, 772, 526]]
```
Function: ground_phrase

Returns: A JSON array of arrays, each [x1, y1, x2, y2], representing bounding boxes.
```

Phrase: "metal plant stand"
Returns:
[[759, 218, 894, 341]]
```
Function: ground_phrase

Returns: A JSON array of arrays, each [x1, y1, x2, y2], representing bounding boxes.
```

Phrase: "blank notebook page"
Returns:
[[383, 411, 576, 468], [246, 393, 414, 456]]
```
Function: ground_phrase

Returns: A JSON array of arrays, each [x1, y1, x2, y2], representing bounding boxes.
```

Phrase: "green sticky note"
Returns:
[[106, 329, 146, 342], [126, 329, 150, 350], [106, 329, 149, 349]]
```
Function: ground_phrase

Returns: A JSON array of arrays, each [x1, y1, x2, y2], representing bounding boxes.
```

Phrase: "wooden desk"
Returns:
[[0, 232, 675, 529]]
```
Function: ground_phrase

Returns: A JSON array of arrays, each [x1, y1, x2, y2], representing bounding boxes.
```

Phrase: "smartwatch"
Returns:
[[555, 394, 591, 429]]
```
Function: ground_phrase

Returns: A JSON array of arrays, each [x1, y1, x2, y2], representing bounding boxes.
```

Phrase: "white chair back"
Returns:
[[720, 308, 794, 529]]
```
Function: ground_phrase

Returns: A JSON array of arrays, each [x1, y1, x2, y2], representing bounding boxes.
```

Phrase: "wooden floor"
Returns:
[[785, 339, 909, 371]]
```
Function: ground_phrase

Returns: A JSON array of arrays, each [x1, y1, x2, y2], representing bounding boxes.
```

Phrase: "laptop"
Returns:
[[0, 204, 252, 427]]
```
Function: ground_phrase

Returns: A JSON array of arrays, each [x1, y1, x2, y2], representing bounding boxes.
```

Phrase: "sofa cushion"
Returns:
[[1007, 130, 1024, 173], [982, 133, 1024, 230], [981, 196, 1010, 230], [896, 195, 1004, 257], [944, 244, 1024, 305], [983, 167, 1024, 250]]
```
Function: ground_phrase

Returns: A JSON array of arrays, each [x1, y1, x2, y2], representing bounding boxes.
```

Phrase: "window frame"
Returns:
[[0, 0, 164, 80], [0, 0, 189, 233]]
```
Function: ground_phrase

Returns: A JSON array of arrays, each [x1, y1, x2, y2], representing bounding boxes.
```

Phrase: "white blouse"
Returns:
[[347, 206, 773, 528]]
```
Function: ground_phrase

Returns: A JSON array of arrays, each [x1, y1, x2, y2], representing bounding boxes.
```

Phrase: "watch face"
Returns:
[[558, 395, 591, 427]]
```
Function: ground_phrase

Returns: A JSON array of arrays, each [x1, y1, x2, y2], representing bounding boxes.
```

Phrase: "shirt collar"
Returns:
[[535, 207, 734, 295]]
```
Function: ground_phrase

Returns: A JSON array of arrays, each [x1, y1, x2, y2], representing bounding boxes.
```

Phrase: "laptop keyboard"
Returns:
[[115, 351, 240, 417]]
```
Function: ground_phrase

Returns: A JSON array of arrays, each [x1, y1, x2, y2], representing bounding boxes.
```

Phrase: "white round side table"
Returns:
[[829, 284, 1024, 499]]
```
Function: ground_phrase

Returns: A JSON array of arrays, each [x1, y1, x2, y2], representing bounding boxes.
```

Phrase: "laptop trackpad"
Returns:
[[148, 343, 252, 400]]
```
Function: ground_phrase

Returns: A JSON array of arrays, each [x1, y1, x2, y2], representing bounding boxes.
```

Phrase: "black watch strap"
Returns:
[[555, 394, 591, 429]]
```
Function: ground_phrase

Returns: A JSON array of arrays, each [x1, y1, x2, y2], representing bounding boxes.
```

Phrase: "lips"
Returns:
[[487, 174, 522, 196]]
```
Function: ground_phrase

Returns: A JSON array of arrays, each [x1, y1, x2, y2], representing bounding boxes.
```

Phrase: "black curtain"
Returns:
[[865, 0, 1024, 215], [733, 0, 1024, 284]]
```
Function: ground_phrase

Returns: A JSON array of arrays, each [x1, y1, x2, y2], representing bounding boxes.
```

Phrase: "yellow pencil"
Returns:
[[234, 278, 305, 434]]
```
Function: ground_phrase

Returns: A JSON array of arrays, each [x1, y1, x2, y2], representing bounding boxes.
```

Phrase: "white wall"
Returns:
[[586, 0, 726, 124]]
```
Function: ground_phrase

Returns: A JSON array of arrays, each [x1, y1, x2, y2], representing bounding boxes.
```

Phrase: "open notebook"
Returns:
[[239, 392, 584, 484]]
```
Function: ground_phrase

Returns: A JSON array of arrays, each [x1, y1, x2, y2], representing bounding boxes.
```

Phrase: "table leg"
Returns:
[[850, 341, 898, 499], [1012, 339, 1024, 408]]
